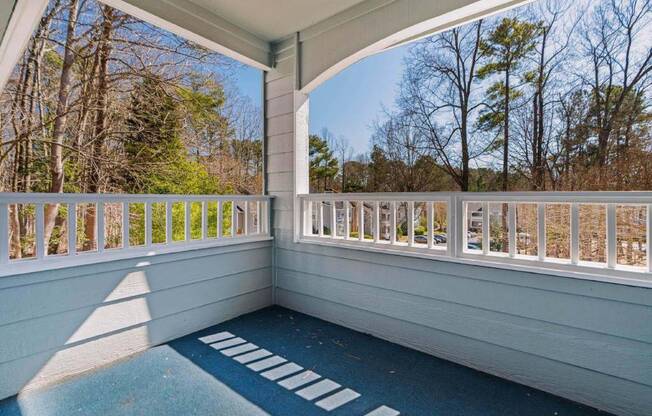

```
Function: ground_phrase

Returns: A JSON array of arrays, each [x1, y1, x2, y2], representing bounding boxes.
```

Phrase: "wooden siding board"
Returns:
[[275, 249, 652, 343], [0, 247, 272, 326], [267, 113, 294, 137], [266, 133, 293, 155], [0, 288, 271, 399], [277, 289, 652, 416], [276, 269, 652, 385], [275, 240, 652, 307], [0, 268, 271, 364]]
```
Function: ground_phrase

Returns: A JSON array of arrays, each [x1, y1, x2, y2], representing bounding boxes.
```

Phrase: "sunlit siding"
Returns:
[[0, 241, 273, 399]]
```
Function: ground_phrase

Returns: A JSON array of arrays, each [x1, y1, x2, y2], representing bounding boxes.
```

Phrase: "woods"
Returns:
[[0, 0, 262, 258], [1, 0, 262, 198], [309, 0, 651, 194]]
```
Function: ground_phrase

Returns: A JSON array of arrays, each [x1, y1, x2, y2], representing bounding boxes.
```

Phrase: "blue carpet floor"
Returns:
[[0, 306, 609, 416]]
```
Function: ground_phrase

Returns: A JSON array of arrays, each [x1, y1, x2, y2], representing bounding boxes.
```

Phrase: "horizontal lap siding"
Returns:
[[0, 241, 273, 399], [275, 241, 652, 416]]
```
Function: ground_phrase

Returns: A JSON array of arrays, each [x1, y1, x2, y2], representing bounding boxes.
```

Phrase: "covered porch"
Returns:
[[0, 306, 606, 416], [0, 0, 650, 415]]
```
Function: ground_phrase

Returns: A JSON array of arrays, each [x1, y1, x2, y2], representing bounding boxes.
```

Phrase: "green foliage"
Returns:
[[414, 226, 426, 236], [123, 75, 221, 195], [309, 134, 339, 192]]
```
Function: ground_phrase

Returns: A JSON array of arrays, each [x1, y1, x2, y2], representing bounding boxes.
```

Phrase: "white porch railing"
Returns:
[[0, 193, 271, 271], [299, 192, 652, 281]]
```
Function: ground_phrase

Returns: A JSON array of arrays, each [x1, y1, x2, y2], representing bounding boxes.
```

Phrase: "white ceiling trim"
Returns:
[[99, 0, 272, 70], [0, 0, 49, 92]]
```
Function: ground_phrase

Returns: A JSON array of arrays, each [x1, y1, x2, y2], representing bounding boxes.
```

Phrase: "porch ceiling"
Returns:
[[186, 0, 368, 42]]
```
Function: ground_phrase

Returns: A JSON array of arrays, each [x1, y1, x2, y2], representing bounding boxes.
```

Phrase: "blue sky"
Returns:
[[309, 46, 408, 154], [232, 45, 407, 154]]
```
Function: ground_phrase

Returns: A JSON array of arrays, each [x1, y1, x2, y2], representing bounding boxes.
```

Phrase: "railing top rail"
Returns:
[[300, 191, 652, 203], [0, 193, 273, 204]]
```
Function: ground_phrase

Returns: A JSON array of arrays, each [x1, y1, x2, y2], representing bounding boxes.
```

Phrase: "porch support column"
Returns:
[[265, 34, 310, 302]]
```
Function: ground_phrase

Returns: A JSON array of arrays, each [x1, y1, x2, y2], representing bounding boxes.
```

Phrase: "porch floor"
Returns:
[[0, 306, 608, 416]]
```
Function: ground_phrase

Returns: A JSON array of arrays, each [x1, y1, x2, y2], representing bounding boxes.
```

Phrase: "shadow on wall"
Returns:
[[0, 243, 272, 405]]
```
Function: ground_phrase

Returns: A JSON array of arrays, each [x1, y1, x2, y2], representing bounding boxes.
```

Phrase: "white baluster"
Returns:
[[538, 203, 546, 261], [0, 203, 8, 264], [97, 202, 104, 253], [35, 203, 45, 259], [570, 203, 579, 265], [69, 202, 77, 256], [607, 203, 616, 268]]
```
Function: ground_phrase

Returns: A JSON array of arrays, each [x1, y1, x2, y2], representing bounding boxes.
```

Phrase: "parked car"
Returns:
[[414, 235, 427, 244], [433, 234, 447, 244], [467, 242, 481, 250]]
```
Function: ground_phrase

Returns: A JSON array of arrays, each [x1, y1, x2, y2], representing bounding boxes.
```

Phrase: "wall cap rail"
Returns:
[[298, 192, 652, 287], [0, 193, 273, 277]]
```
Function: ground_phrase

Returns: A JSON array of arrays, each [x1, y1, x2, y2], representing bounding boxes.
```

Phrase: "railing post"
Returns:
[[427, 201, 433, 249], [145, 202, 152, 247], [508, 203, 516, 258], [482, 202, 489, 255], [0, 203, 8, 264], [407, 201, 414, 247], [256, 201, 261, 235], [69, 202, 77, 256], [166, 201, 173, 244], [607, 203, 616, 268], [35, 203, 45, 259], [97, 202, 104, 253], [123, 202, 130, 248], [570, 203, 579, 265], [538, 203, 546, 261], [374, 201, 380, 243]]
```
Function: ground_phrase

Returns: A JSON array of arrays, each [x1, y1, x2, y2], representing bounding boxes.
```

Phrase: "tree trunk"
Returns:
[[84, 6, 115, 249], [44, 0, 79, 245]]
